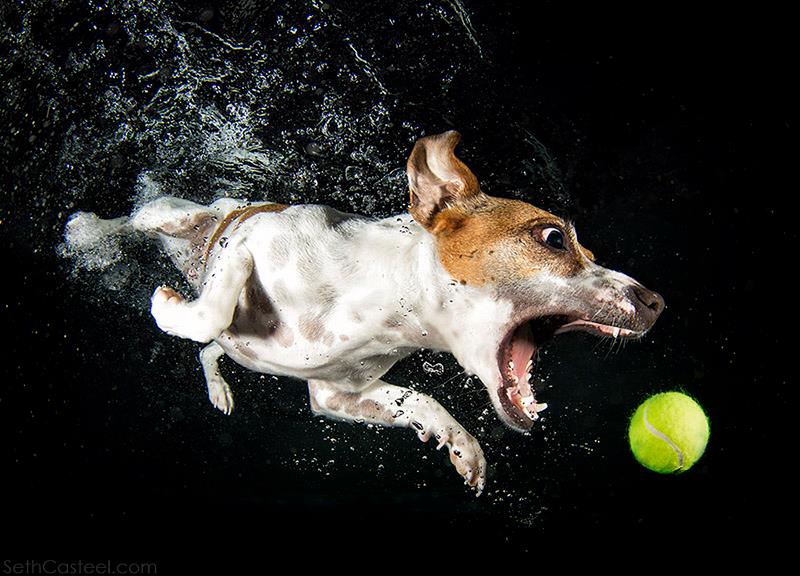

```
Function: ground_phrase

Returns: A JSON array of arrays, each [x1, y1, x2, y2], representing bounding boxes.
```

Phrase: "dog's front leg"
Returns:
[[199, 341, 234, 414], [308, 379, 487, 493], [150, 239, 253, 343]]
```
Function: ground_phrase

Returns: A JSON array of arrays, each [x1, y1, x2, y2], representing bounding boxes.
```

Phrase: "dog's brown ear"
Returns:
[[407, 131, 482, 229]]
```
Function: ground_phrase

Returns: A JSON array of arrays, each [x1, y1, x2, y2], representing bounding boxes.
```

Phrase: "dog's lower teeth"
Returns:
[[520, 395, 548, 416], [516, 396, 546, 419]]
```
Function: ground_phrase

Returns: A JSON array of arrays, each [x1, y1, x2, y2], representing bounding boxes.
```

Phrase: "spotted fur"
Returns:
[[64, 130, 663, 495]]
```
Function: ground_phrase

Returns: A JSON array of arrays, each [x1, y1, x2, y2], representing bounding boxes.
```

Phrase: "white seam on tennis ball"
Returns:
[[643, 404, 685, 470]]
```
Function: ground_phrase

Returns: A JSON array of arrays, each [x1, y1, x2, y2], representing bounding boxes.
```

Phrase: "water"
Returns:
[[1, 0, 789, 563]]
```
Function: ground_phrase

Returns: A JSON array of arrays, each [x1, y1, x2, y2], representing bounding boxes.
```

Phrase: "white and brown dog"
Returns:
[[65, 131, 663, 494]]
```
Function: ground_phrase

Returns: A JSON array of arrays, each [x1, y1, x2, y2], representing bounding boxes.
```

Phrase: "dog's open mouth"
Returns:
[[497, 315, 642, 429]]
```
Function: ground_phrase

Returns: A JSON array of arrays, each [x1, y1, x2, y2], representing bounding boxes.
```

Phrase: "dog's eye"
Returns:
[[541, 227, 565, 250]]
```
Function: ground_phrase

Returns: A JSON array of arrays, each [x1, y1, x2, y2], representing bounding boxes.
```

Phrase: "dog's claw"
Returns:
[[209, 383, 234, 415], [475, 475, 486, 496], [415, 423, 487, 492]]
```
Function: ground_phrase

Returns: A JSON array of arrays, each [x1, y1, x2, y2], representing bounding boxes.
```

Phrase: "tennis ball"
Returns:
[[628, 392, 709, 473]]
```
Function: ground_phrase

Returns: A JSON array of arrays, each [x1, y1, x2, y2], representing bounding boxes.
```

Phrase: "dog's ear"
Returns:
[[407, 131, 482, 229]]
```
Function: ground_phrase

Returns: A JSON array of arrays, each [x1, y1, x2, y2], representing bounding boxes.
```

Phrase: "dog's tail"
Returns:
[[60, 211, 131, 272]]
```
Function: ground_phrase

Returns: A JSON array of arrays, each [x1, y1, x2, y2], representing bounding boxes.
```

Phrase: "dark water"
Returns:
[[1, 0, 792, 566]]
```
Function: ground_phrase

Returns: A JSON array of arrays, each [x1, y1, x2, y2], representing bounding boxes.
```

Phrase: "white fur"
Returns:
[[120, 200, 513, 493], [196, 205, 515, 388], [66, 195, 655, 495]]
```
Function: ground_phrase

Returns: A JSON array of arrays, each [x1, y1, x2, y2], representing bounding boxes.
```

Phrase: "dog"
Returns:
[[65, 131, 664, 494]]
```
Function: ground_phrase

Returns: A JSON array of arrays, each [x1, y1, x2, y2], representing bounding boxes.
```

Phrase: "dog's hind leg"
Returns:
[[150, 235, 253, 343], [65, 197, 243, 289], [66, 197, 216, 247], [307, 379, 487, 494], [129, 197, 217, 236], [199, 341, 234, 414], [130, 197, 232, 288]]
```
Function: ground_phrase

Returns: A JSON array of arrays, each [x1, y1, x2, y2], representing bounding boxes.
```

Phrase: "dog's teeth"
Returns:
[[525, 359, 533, 371], [522, 405, 539, 420], [515, 394, 544, 420], [508, 360, 515, 371], [526, 372, 532, 382], [612, 326, 620, 339]]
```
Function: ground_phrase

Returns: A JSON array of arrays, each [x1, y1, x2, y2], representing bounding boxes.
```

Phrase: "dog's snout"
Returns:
[[631, 284, 665, 317]]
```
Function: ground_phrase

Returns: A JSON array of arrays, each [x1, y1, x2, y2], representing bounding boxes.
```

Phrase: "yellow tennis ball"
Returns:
[[628, 392, 709, 473]]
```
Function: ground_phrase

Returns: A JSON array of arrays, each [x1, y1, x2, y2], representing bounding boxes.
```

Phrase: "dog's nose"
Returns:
[[631, 284, 665, 318]]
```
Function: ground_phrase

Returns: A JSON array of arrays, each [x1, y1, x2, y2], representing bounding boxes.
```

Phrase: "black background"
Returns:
[[1, 0, 792, 568]]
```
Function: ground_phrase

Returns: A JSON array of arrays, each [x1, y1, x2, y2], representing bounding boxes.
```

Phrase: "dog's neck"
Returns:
[[385, 214, 512, 376]]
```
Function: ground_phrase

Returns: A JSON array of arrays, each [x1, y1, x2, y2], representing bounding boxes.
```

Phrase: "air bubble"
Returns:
[[422, 361, 444, 375]]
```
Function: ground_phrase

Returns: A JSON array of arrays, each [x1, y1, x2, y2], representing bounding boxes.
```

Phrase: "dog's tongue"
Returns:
[[511, 323, 536, 390]]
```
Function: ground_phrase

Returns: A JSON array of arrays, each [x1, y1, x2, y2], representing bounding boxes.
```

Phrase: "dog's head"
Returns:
[[407, 131, 664, 431]]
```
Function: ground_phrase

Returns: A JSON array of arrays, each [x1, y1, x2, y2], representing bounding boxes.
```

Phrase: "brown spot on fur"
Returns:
[[299, 310, 335, 346], [153, 212, 216, 285], [326, 391, 392, 421], [204, 202, 288, 266], [234, 341, 259, 360], [383, 313, 406, 329], [339, 334, 350, 342], [350, 311, 364, 323], [271, 320, 295, 347], [159, 212, 216, 240], [317, 284, 338, 307]]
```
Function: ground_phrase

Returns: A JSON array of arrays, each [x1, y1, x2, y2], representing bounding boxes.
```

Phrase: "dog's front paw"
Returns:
[[418, 423, 486, 495], [447, 430, 487, 495], [207, 377, 234, 415]]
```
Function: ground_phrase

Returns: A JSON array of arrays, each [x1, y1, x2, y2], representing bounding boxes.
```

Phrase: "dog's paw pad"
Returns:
[[152, 285, 183, 305]]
